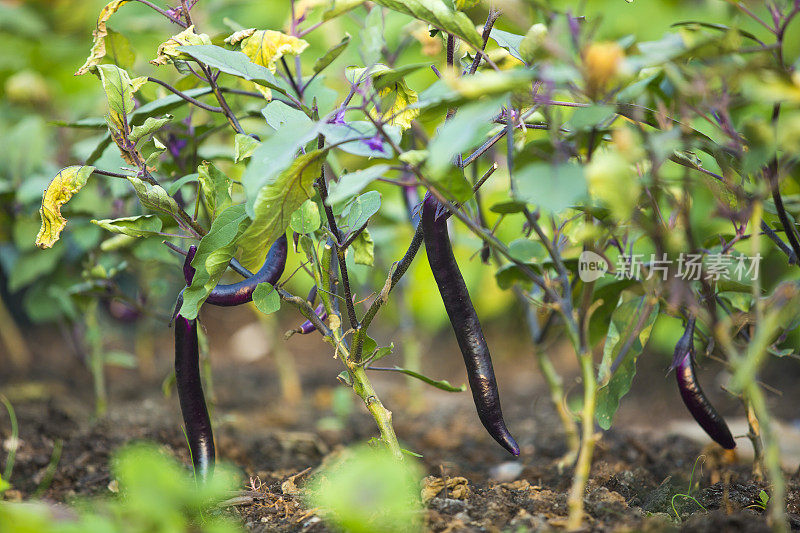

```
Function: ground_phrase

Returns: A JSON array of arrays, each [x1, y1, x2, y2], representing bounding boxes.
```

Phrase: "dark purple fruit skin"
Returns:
[[175, 250, 215, 479], [672, 319, 736, 450], [422, 193, 520, 456], [174, 314, 216, 480], [183, 235, 288, 307]]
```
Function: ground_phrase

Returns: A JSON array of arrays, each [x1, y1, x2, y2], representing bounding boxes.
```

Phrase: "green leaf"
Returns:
[[370, 0, 483, 48], [242, 113, 318, 213], [180, 204, 251, 319], [104, 29, 136, 68], [370, 342, 394, 363], [197, 161, 232, 220], [352, 228, 375, 266], [326, 165, 389, 205], [35, 165, 96, 249], [234, 134, 260, 163], [314, 34, 351, 74], [320, 121, 400, 158], [595, 298, 659, 430], [91, 215, 163, 237], [379, 366, 466, 392], [426, 96, 504, 177], [127, 176, 182, 219], [239, 150, 327, 268], [262, 100, 313, 130], [167, 173, 199, 195], [567, 105, 615, 131], [513, 162, 586, 214], [0, 472, 10, 494], [340, 191, 381, 233], [289, 199, 322, 234], [488, 28, 525, 62], [129, 114, 173, 143], [175, 45, 286, 94], [253, 282, 280, 314]]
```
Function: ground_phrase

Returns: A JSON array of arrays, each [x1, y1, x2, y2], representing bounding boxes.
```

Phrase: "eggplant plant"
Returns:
[[30, 0, 800, 529]]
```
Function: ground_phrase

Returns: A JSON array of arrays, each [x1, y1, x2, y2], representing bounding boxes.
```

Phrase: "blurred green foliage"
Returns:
[[0, 443, 242, 533]]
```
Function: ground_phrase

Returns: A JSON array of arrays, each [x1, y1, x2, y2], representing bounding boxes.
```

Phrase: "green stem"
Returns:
[[536, 346, 580, 464], [567, 351, 597, 530], [744, 382, 787, 532]]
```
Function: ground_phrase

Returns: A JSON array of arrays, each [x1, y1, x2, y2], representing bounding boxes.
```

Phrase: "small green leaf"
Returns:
[[488, 28, 525, 62], [326, 165, 389, 205], [180, 204, 251, 319], [129, 114, 173, 143], [92, 64, 147, 133], [323, 0, 367, 21], [352, 229, 374, 266], [340, 191, 381, 233], [377, 366, 466, 392], [290, 199, 322, 234], [253, 282, 280, 314], [92, 215, 163, 237], [595, 298, 659, 430], [127, 176, 182, 219], [314, 34, 351, 74]]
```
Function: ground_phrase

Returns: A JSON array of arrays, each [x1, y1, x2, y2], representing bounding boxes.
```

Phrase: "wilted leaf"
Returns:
[[151, 26, 212, 66], [35, 166, 96, 249], [91, 215, 163, 237], [75, 0, 132, 75]]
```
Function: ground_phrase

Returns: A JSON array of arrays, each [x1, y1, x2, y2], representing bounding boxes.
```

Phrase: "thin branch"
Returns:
[[147, 77, 223, 113], [132, 0, 187, 26], [467, 9, 501, 75]]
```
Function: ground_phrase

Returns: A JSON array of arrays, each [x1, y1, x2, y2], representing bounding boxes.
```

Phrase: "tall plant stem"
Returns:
[[567, 350, 598, 530], [0, 293, 31, 368], [744, 382, 787, 531]]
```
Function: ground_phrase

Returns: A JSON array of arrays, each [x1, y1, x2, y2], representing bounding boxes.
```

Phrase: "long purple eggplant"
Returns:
[[175, 251, 215, 481], [422, 193, 520, 456], [671, 318, 736, 449], [183, 235, 288, 306]]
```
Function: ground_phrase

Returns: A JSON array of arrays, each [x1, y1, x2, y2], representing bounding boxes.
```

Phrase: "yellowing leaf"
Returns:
[[370, 82, 419, 130], [93, 64, 147, 133], [455, 0, 480, 9], [238, 149, 326, 268], [75, 0, 132, 75], [151, 25, 212, 66], [35, 166, 96, 249], [239, 30, 309, 73], [224, 28, 256, 46]]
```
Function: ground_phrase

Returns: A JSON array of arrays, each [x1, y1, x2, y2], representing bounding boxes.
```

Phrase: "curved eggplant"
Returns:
[[671, 318, 736, 449]]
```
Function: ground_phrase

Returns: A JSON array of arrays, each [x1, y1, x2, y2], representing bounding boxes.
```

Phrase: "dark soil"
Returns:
[[2, 305, 800, 532]]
